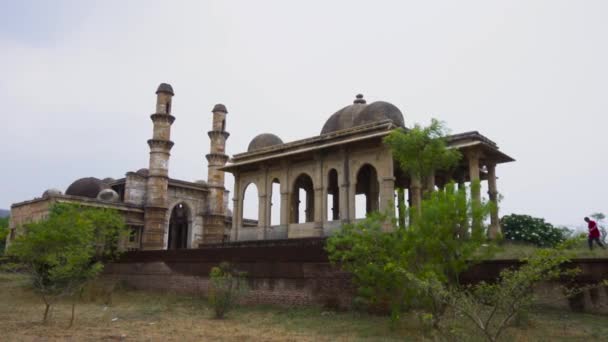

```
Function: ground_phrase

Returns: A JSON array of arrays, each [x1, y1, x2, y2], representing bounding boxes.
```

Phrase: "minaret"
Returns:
[[142, 83, 175, 250], [203, 104, 230, 243]]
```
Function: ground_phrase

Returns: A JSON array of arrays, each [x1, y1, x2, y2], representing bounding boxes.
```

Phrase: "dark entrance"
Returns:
[[168, 203, 189, 249]]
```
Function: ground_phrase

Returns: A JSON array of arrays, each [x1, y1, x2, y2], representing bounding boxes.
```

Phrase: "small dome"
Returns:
[[136, 168, 149, 177], [212, 104, 228, 113], [156, 83, 174, 96], [320, 94, 368, 135], [353, 101, 405, 128], [65, 177, 109, 198], [226, 208, 233, 217], [97, 189, 120, 202], [101, 177, 115, 184], [42, 189, 62, 198], [195, 179, 208, 185], [248, 133, 284, 152]]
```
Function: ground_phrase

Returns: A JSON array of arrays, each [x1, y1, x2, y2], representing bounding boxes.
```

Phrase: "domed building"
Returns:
[[6, 88, 514, 252], [222, 94, 514, 241], [6, 83, 238, 251]]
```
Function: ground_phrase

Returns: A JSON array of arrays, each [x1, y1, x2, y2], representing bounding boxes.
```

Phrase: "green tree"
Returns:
[[405, 240, 581, 342], [384, 119, 461, 217], [0, 216, 8, 254], [8, 203, 127, 326], [326, 182, 492, 323], [501, 214, 569, 247]]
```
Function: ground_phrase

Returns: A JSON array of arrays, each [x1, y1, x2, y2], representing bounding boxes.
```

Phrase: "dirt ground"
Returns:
[[1, 272, 607, 341]]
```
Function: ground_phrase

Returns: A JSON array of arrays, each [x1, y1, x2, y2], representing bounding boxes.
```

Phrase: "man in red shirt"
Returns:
[[584, 217, 605, 250]]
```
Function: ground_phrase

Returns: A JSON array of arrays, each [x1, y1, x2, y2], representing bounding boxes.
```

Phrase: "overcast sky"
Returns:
[[1, 1, 607, 228]]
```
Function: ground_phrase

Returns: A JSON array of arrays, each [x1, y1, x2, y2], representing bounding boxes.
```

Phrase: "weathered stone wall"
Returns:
[[103, 239, 608, 312], [124, 172, 147, 205]]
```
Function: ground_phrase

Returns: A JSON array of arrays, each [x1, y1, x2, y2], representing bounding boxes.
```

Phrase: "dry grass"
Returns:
[[1, 272, 608, 341], [491, 240, 608, 260]]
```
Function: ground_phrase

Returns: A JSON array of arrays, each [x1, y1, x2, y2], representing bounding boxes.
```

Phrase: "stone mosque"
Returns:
[[6, 83, 514, 251]]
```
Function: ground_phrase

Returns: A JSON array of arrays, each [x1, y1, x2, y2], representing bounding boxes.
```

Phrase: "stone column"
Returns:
[[487, 163, 501, 239], [231, 173, 241, 241], [257, 193, 267, 239], [467, 150, 482, 234], [379, 176, 395, 215]]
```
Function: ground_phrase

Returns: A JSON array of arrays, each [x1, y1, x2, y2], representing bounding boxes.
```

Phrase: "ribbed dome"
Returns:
[[248, 133, 284, 152], [320, 94, 367, 135], [353, 101, 405, 128], [65, 177, 109, 198]]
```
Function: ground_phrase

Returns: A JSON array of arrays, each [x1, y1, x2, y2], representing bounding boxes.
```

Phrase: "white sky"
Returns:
[[1, 1, 607, 228]]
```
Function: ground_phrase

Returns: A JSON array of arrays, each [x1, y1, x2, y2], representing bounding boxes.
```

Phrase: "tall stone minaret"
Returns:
[[203, 104, 230, 244], [142, 83, 175, 250]]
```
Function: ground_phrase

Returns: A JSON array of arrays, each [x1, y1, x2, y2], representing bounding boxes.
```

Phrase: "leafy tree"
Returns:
[[405, 239, 581, 342], [501, 214, 569, 247], [208, 262, 247, 319], [384, 119, 461, 217], [8, 203, 127, 326], [0, 216, 8, 254], [326, 182, 492, 324]]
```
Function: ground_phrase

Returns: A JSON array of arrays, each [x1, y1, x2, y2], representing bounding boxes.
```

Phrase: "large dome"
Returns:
[[65, 177, 110, 198], [320, 94, 367, 135], [320, 94, 405, 135], [353, 101, 405, 128], [248, 133, 284, 152]]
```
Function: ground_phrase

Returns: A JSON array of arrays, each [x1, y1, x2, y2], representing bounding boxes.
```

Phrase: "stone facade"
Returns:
[[223, 94, 514, 242]]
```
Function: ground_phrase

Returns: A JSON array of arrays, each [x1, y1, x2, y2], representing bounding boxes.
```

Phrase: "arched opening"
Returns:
[[221, 119, 226, 132], [355, 164, 379, 219], [168, 203, 190, 250], [327, 169, 339, 221], [270, 178, 281, 226], [166, 100, 172, 114], [243, 182, 259, 224], [291, 173, 314, 223]]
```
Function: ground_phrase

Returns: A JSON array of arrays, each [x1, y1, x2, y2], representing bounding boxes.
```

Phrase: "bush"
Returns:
[[326, 182, 492, 324], [501, 214, 568, 247], [208, 262, 247, 319]]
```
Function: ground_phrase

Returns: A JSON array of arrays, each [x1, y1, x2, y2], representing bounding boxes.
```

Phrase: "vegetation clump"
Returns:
[[501, 214, 570, 247], [8, 203, 127, 326], [208, 262, 247, 319]]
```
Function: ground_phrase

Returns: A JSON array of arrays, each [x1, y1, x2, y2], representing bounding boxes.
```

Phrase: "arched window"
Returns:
[[243, 182, 259, 224], [355, 164, 379, 219], [168, 203, 190, 249], [291, 173, 314, 223], [327, 169, 339, 221], [270, 178, 281, 226]]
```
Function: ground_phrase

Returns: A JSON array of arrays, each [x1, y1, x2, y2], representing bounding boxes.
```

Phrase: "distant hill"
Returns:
[[0, 209, 9, 218]]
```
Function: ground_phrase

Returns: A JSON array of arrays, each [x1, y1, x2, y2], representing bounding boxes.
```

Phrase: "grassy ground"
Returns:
[[1, 272, 608, 341], [488, 240, 608, 260]]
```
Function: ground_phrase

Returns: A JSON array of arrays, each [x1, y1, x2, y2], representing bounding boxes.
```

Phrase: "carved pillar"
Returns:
[[487, 163, 501, 239]]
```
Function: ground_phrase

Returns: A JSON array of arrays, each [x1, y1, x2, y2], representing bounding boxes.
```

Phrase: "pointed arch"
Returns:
[[291, 173, 314, 223], [355, 164, 379, 219]]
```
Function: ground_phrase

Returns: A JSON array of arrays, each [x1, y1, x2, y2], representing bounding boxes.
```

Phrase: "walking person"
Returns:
[[585, 217, 605, 250]]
